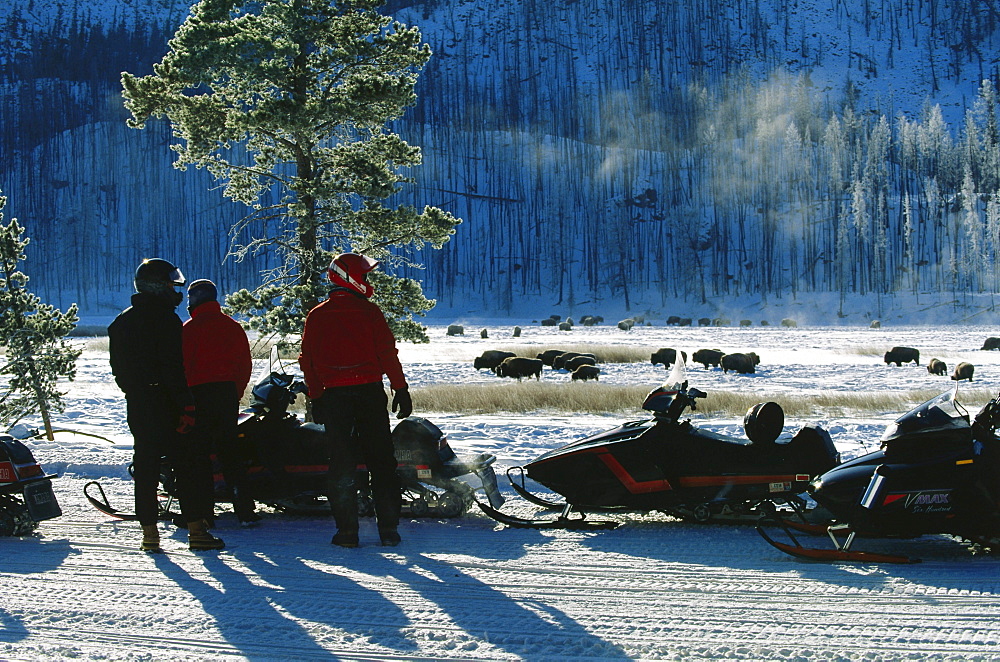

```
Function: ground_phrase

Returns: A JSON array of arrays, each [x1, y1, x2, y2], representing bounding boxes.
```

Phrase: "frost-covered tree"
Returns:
[[121, 0, 460, 341], [0, 194, 81, 441]]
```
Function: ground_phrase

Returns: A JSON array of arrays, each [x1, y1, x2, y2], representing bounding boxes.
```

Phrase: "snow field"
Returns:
[[3, 323, 1000, 660]]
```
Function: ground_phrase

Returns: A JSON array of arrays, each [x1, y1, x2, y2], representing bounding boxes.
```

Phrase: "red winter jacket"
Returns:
[[182, 301, 253, 394], [298, 288, 407, 398]]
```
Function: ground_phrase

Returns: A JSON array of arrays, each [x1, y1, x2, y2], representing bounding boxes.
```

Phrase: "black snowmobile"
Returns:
[[0, 433, 62, 535], [85, 347, 504, 521], [478, 361, 840, 529], [757, 386, 1000, 563]]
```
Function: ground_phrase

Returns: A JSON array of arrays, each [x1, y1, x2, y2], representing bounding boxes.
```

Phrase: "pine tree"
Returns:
[[121, 0, 460, 342], [0, 193, 81, 441]]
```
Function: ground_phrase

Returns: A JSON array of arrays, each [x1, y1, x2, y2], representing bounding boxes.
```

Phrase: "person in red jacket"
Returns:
[[299, 253, 412, 548], [182, 279, 257, 525]]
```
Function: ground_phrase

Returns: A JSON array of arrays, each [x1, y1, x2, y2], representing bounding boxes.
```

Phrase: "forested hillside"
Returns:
[[1, 0, 999, 318]]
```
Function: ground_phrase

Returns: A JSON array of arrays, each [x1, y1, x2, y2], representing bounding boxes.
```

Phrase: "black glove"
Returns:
[[391, 387, 412, 419]]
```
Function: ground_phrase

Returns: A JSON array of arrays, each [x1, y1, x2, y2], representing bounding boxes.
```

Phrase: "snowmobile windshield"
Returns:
[[666, 357, 688, 391], [880, 388, 970, 443]]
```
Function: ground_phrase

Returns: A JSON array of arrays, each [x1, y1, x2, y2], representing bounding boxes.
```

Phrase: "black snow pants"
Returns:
[[127, 386, 199, 526], [190, 381, 248, 519], [311, 382, 400, 534]]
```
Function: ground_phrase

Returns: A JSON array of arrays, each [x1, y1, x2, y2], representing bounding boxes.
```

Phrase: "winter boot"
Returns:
[[331, 529, 359, 548], [140, 524, 162, 553], [233, 488, 261, 526], [188, 519, 225, 551], [379, 527, 401, 547]]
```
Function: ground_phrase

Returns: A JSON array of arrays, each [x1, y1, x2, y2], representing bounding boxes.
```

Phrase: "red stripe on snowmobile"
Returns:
[[596, 451, 673, 494], [245, 464, 329, 475], [676, 474, 803, 488], [882, 494, 906, 506]]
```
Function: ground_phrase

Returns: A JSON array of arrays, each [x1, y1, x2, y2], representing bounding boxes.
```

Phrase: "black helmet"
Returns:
[[187, 279, 218, 311], [135, 258, 185, 306]]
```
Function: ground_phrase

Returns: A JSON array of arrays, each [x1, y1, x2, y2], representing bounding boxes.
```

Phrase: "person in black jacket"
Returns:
[[108, 258, 224, 552]]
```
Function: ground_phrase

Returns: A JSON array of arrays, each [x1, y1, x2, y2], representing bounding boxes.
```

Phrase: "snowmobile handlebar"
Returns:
[[642, 385, 707, 420], [975, 393, 1000, 435]]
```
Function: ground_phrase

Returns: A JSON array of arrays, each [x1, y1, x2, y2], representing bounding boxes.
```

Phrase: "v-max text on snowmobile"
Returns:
[[0, 433, 62, 535], [85, 347, 504, 521], [757, 386, 1000, 563], [478, 360, 840, 530]]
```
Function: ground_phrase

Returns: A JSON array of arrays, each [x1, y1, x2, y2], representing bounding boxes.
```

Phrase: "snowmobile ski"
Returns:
[[83, 480, 181, 522], [476, 499, 619, 530], [756, 516, 919, 564]]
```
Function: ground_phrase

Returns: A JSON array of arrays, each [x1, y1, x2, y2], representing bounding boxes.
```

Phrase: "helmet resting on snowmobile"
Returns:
[[134, 258, 185, 307], [328, 252, 378, 298]]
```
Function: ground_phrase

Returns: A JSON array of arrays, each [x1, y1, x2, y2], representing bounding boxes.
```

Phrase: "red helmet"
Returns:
[[329, 252, 379, 298]]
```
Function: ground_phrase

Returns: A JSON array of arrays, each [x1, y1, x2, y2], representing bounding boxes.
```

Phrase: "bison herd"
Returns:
[[883, 343, 994, 382], [472, 345, 769, 382], [461, 325, 998, 385], [474, 348, 601, 381]]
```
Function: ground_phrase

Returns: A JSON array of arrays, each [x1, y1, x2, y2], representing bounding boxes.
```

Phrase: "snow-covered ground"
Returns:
[[5, 321, 1000, 660]]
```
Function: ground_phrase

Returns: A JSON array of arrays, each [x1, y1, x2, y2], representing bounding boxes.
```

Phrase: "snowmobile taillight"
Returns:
[[0, 461, 15, 483], [16, 463, 43, 479]]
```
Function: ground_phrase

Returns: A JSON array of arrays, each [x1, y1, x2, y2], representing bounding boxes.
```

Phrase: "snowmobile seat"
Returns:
[[744, 401, 784, 445]]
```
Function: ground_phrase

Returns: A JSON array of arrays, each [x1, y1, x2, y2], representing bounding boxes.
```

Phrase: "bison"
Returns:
[[536, 349, 564, 366], [870, 320, 881, 329], [650, 348, 687, 367], [570, 365, 601, 381], [540, 318, 558, 326], [739, 319, 752, 327], [496, 357, 543, 380], [473, 350, 516, 372], [982, 337, 1000, 351], [558, 322, 572, 331], [884, 346, 920, 366], [781, 318, 797, 328], [666, 316, 682, 326], [553, 352, 597, 370], [721, 352, 756, 374], [617, 319, 634, 331], [512, 326, 521, 337], [564, 355, 598, 372], [692, 348, 725, 368], [951, 361, 975, 382], [446, 324, 464, 336], [480, 328, 488, 339], [927, 358, 947, 376]]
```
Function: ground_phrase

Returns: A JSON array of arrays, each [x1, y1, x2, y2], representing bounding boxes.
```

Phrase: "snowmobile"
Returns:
[[757, 386, 1000, 563], [478, 360, 841, 529], [85, 347, 504, 521], [0, 433, 62, 536]]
